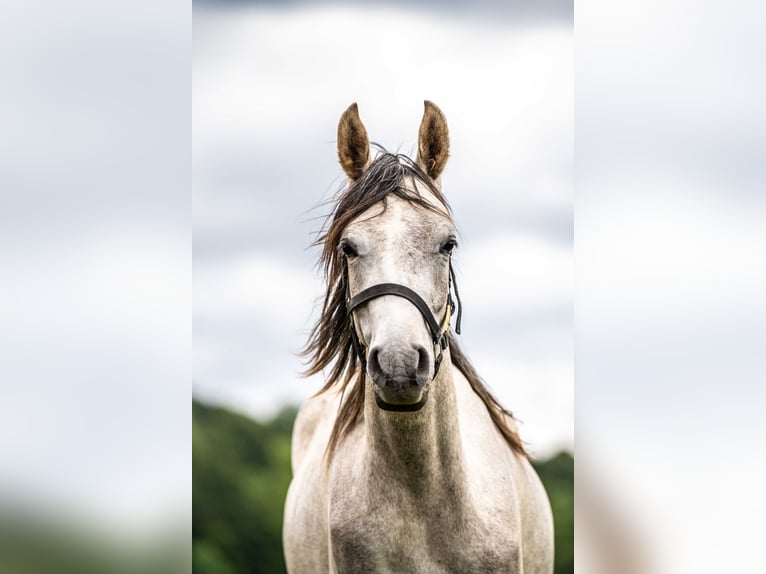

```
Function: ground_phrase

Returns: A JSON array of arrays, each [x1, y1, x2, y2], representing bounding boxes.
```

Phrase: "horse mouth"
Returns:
[[374, 392, 429, 412], [372, 377, 429, 412]]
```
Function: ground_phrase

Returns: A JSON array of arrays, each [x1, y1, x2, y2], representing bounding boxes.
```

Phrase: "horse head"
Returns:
[[334, 101, 459, 411]]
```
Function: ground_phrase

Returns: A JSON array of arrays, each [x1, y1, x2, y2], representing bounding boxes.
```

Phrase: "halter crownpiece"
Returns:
[[346, 261, 462, 380]]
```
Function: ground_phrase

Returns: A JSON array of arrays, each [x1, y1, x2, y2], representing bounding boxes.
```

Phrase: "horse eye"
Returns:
[[440, 238, 458, 255], [339, 239, 358, 258]]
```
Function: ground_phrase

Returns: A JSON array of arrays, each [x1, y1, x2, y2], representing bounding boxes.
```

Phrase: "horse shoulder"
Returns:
[[284, 392, 341, 574], [453, 366, 554, 573], [290, 391, 337, 472], [509, 454, 554, 574], [493, 408, 554, 573]]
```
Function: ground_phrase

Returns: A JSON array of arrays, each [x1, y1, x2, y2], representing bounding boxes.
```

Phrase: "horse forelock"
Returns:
[[302, 150, 529, 463]]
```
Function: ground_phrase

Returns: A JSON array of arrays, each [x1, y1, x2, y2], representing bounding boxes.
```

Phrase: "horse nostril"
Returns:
[[367, 347, 383, 381], [415, 345, 430, 383]]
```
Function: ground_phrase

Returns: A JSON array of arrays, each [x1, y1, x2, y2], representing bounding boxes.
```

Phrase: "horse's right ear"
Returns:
[[337, 103, 371, 181], [417, 100, 449, 181]]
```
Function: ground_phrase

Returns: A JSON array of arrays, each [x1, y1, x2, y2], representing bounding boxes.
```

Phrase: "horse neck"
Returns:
[[363, 350, 467, 501]]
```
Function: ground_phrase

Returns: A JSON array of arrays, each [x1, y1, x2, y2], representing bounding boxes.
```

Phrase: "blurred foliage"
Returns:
[[193, 400, 295, 574], [193, 398, 573, 574], [0, 509, 186, 574]]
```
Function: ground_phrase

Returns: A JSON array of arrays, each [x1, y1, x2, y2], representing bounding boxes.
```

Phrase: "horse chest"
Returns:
[[329, 479, 521, 573]]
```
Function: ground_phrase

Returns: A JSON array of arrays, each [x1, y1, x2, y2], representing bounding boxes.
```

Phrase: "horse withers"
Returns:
[[283, 102, 554, 573]]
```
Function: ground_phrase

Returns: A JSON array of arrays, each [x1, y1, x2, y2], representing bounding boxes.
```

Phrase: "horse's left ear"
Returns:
[[417, 100, 450, 181]]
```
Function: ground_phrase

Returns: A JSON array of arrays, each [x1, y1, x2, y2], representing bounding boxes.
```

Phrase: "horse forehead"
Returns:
[[381, 199, 433, 243], [354, 194, 450, 245]]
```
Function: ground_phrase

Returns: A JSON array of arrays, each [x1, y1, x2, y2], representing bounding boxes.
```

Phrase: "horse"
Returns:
[[283, 101, 554, 573]]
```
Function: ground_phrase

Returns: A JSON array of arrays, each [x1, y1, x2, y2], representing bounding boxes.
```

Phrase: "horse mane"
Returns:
[[302, 150, 530, 462]]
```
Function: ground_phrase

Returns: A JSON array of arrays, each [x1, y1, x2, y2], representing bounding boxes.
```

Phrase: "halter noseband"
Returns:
[[346, 262, 463, 380]]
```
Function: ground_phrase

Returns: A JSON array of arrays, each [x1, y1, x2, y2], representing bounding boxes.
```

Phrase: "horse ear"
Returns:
[[417, 100, 450, 180], [337, 103, 371, 181]]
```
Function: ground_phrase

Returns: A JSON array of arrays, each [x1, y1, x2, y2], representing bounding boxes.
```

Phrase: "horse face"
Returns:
[[336, 101, 453, 409], [342, 190, 456, 407]]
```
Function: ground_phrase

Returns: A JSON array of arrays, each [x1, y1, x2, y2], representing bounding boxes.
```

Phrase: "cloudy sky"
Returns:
[[193, 1, 574, 457], [0, 0, 190, 533]]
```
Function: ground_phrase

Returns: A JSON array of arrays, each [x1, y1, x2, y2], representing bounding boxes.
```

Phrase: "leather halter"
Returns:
[[346, 262, 463, 381]]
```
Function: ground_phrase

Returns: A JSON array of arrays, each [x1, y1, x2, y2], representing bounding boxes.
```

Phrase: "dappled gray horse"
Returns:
[[283, 102, 553, 573]]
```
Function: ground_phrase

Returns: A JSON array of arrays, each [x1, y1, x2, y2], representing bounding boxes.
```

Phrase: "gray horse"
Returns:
[[283, 102, 553, 573]]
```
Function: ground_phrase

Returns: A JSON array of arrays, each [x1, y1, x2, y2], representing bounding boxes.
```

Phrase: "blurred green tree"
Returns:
[[193, 400, 292, 574]]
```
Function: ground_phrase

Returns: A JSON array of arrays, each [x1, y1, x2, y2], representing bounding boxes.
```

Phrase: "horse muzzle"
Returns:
[[367, 344, 430, 410], [346, 277, 463, 412]]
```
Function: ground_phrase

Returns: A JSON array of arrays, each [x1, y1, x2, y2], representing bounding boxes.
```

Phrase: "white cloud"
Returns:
[[578, 179, 766, 330], [193, 252, 323, 331], [193, 183, 263, 230], [193, 7, 571, 149], [0, 225, 189, 358], [457, 232, 572, 316]]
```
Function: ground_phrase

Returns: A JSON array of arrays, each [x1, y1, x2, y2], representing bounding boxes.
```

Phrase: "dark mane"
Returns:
[[302, 151, 529, 462]]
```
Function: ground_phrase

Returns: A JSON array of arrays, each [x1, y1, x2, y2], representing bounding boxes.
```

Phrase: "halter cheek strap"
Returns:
[[346, 262, 462, 378]]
